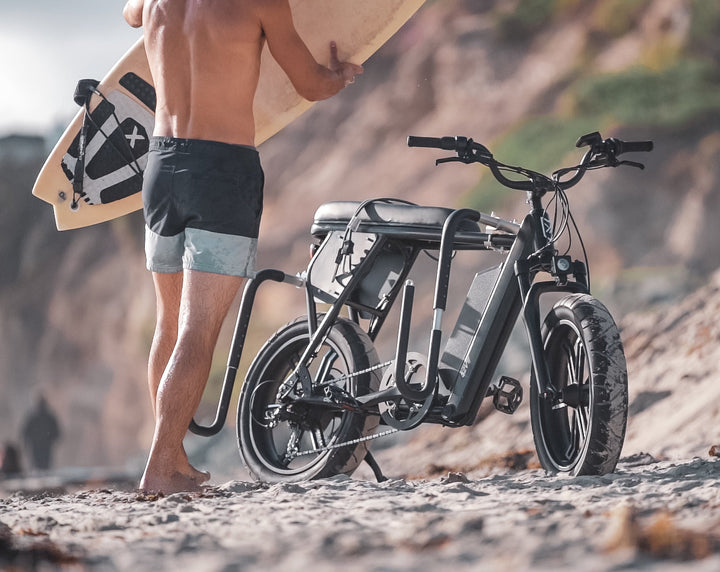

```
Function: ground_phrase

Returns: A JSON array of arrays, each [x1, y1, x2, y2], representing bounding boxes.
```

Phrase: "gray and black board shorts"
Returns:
[[142, 137, 264, 277]]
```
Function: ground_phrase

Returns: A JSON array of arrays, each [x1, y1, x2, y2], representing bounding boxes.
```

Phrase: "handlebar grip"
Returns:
[[613, 139, 654, 155], [621, 140, 654, 153], [407, 136, 457, 150]]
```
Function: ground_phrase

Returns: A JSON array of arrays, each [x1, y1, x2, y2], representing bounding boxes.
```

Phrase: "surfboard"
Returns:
[[32, 0, 427, 231]]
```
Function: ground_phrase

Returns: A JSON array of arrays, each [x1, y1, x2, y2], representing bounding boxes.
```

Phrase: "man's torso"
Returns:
[[142, 0, 265, 146]]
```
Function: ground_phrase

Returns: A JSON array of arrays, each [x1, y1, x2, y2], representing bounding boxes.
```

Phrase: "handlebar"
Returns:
[[408, 131, 653, 193], [407, 136, 458, 150], [606, 137, 654, 155]]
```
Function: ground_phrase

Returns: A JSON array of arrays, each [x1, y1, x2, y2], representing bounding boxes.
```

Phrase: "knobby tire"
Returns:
[[530, 294, 628, 476]]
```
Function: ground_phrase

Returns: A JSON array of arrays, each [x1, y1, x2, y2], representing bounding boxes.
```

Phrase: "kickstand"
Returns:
[[364, 451, 387, 483]]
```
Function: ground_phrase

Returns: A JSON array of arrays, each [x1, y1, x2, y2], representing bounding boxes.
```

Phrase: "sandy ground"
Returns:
[[2, 454, 720, 571]]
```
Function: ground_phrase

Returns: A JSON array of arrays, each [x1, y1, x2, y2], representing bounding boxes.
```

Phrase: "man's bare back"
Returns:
[[124, 0, 362, 147]]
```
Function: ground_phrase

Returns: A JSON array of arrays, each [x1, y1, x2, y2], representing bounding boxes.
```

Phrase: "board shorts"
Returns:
[[142, 137, 264, 277]]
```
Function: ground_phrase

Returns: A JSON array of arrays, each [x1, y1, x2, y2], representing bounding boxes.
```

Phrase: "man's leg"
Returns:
[[147, 271, 210, 484], [140, 269, 244, 493], [148, 272, 183, 415]]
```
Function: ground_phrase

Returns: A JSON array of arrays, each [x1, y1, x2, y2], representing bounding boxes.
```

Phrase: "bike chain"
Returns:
[[278, 359, 392, 398], [292, 428, 399, 457], [315, 360, 393, 388], [289, 359, 398, 459]]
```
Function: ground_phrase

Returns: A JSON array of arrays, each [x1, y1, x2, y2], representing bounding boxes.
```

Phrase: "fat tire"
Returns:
[[237, 316, 381, 483], [530, 294, 628, 476]]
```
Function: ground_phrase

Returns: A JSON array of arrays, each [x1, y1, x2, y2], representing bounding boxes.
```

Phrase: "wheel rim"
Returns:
[[246, 333, 358, 476], [538, 319, 592, 472]]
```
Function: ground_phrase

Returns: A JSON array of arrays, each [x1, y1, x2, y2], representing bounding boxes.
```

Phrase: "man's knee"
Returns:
[[154, 320, 179, 348]]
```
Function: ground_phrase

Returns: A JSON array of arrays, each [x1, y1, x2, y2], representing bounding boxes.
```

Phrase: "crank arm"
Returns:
[[289, 395, 360, 413], [355, 386, 403, 408], [280, 387, 404, 416]]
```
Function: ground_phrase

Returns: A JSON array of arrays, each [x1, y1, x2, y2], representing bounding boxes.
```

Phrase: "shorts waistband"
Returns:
[[149, 136, 257, 154]]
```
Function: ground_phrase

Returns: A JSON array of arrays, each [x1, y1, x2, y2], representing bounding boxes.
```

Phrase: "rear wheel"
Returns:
[[530, 294, 628, 475], [237, 317, 381, 483]]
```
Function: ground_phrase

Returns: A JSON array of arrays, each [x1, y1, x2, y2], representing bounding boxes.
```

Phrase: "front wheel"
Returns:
[[237, 316, 381, 483], [530, 294, 628, 476]]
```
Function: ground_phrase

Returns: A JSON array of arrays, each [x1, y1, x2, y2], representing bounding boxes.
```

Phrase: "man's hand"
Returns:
[[123, 0, 144, 28], [329, 42, 364, 86], [261, 0, 363, 100]]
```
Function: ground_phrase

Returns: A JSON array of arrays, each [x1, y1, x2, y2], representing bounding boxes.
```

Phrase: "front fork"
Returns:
[[515, 255, 589, 402]]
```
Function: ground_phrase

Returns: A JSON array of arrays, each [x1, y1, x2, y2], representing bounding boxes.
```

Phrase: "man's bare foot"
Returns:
[[179, 447, 211, 484], [139, 470, 204, 495], [185, 466, 211, 485]]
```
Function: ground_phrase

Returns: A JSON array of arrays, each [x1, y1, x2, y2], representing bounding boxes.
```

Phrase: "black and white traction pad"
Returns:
[[61, 73, 156, 206]]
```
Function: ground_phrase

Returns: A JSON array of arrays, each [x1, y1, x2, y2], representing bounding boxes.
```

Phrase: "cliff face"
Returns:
[[2, 0, 720, 470], [0, 153, 154, 466]]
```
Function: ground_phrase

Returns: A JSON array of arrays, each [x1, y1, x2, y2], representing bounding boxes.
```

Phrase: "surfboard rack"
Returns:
[[188, 269, 295, 437]]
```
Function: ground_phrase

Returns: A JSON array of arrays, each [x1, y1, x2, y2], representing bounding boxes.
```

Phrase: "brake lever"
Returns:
[[588, 156, 645, 170], [436, 156, 474, 166], [618, 160, 645, 170]]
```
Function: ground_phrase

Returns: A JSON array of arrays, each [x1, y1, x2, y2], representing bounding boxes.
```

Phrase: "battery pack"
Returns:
[[438, 264, 503, 391]]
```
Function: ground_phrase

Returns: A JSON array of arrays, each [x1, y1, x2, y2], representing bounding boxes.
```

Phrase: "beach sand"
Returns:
[[2, 454, 720, 571]]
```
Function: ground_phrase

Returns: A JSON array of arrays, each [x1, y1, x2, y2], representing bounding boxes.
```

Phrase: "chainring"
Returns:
[[378, 352, 434, 430]]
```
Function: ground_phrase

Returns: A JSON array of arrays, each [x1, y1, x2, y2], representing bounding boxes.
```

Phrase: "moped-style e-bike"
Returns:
[[190, 131, 653, 483]]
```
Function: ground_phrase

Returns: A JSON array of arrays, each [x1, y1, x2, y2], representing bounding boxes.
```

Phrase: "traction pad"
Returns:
[[61, 73, 156, 205]]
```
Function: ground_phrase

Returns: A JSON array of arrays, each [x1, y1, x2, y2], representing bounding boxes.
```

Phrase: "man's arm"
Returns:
[[258, 0, 363, 101], [123, 0, 144, 28]]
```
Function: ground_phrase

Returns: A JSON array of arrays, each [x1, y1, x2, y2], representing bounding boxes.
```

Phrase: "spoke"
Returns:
[[574, 339, 586, 384], [573, 338, 591, 409], [564, 415, 575, 460], [283, 425, 303, 464], [565, 358, 574, 389], [561, 339, 574, 384], [565, 412, 580, 460], [564, 404, 588, 462], [310, 424, 327, 450], [565, 342, 576, 383], [576, 406, 588, 443]]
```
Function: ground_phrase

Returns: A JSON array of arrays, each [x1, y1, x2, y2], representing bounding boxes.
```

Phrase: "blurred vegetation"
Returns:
[[572, 60, 720, 127], [689, 0, 720, 56], [466, 0, 720, 213], [494, 0, 558, 42], [588, 0, 650, 39]]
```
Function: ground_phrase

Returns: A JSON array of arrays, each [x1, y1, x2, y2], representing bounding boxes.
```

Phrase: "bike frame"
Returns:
[[439, 192, 589, 426], [189, 188, 589, 436]]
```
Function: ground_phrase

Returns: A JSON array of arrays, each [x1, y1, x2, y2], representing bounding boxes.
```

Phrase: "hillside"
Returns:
[[2, 0, 720, 472]]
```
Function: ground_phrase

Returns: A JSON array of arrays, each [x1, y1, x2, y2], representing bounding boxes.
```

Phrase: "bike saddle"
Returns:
[[311, 200, 482, 238]]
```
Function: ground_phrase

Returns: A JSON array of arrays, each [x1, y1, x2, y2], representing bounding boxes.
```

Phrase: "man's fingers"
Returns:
[[330, 41, 363, 86]]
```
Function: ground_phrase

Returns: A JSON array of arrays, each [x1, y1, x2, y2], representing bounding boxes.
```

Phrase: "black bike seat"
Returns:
[[311, 201, 482, 238]]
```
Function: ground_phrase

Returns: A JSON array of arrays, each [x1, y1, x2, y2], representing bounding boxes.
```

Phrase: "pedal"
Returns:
[[488, 376, 523, 415]]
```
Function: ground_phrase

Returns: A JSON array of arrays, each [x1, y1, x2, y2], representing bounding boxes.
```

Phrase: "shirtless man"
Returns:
[[122, 0, 363, 494]]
